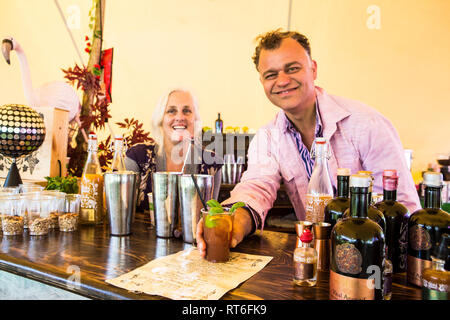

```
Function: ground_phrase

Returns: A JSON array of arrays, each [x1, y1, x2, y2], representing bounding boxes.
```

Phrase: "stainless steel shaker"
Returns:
[[152, 172, 181, 238], [104, 171, 138, 236], [178, 174, 213, 243]]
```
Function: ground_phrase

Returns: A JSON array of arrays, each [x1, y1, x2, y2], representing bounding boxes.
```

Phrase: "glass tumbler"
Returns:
[[21, 192, 52, 236], [1, 194, 24, 235], [43, 191, 66, 229], [59, 194, 81, 232]]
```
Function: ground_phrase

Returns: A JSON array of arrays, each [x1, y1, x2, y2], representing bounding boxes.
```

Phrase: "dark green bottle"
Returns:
[[375, 169, 409, 273], [325, 168, 350, 229], [330, 174, 385, 300], [343, 171, 386, 233], [407, 172, 450, 287]]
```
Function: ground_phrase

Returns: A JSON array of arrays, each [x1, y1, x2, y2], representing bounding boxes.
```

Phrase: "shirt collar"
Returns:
[[284, 97, 323, 137]]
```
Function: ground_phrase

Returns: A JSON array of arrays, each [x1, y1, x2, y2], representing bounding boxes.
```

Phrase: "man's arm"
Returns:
[[197, 127, 284, 258]]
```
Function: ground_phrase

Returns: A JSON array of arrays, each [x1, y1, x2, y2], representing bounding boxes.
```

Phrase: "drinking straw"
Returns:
[[191, 173, 207, 210]]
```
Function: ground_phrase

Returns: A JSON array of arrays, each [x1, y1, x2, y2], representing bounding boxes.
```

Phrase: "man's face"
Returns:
[[257, 38, 317, 113]]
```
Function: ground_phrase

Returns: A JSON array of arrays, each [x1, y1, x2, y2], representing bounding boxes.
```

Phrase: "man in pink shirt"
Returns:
[[197, 29, 420, 256]]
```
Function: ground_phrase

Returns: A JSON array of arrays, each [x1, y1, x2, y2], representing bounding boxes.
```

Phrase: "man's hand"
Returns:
[[196, 207, 254, 258]]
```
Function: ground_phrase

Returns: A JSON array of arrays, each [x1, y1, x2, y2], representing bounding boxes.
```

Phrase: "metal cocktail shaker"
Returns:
[[104, 172, 138, 236], [313, 222, 332, 271], [152, 172, 181, 238], [178, 174, 213, 243]]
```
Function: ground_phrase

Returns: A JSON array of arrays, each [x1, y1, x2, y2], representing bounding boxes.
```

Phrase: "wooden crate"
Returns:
[[0, 106, 69, 181]]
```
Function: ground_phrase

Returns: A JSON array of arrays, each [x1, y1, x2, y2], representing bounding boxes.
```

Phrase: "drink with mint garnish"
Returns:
[[202, 200, 245, 262]]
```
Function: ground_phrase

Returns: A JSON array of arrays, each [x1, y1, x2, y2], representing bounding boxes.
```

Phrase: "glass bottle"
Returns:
[[343, 171, 386, 233], [293, 228, 317, 287], [305, 137, 334, 223], [324, 168, 351, 229], [330, 174, 385, 300], [422, 233, 450, 300], [215, 113, 223, 134], [374, 169, 409, 273], [111, 135, 126, 172], [80, 133, 104, 225], [407, 172, 450, 287]]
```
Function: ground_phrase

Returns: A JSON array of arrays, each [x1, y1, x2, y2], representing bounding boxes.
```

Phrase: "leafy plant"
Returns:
[[44, 176, 79, 194]]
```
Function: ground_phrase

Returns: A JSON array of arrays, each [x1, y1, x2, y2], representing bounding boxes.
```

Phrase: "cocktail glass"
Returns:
[[202, 208, 234, 263]]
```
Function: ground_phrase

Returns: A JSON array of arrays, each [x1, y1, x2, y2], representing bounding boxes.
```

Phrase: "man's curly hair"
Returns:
[[252, 29, 311, 70]]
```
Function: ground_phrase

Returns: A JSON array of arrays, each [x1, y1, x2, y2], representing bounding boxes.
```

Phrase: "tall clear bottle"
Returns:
[[330, 174, 385, 300], [80, 133, 104, 225], [111, 135, 126, 172], [407, 172, 450, 287], [324, 168, 351, 229], [374, 169, 409, 273], [305, 137, 334, 223]]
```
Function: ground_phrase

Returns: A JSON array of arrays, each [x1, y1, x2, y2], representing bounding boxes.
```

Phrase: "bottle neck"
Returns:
[[383, 177, 398, 201], [337, 176, 349, 198], [383, 190, 397, 201], [424, 186, 442, 209], [113, 142, 123, 157], [349, 186, 369, 218], [301, 241, 313, 249], [88, 139, 98, 153]]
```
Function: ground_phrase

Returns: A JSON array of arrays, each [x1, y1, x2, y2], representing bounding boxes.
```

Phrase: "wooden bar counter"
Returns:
[[0, 212, 422, 300]]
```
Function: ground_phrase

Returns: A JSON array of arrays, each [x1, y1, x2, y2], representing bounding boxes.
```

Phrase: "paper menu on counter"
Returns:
[[105, 247, 273, 300]]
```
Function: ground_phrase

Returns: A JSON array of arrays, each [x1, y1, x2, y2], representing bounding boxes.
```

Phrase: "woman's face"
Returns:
[[162, 91, 196, 145]]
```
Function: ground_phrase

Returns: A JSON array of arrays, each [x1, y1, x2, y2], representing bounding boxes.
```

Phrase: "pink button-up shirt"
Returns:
[[223, 87, 421, 230]]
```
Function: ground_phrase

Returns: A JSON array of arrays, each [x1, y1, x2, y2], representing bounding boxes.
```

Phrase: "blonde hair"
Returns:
[[151, 87, 202, 148]]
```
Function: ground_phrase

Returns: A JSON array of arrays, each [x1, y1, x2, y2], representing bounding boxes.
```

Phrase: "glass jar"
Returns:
[[0, 194, 24, 236], [59, 194, 81, 232], [43, 191, 66, 229], [19, 184, 44, 194], [20, 192, 52, 236]]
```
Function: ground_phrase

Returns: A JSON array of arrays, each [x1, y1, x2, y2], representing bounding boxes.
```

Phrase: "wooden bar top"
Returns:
[[0, 212, 422, 300]]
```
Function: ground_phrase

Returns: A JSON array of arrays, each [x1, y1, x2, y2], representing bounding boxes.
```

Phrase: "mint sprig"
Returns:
[[205, 199, 246, 215]]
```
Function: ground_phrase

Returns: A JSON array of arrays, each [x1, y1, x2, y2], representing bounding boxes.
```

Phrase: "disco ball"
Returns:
[[0, 104, 46, 158], [0, 104, 46, 187]]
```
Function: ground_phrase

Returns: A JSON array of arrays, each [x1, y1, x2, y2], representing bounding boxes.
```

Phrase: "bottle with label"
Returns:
[[330, 174, 385, 300], [215, 113, 223, 134], [305, 137, 334, 223], [293, 228, 317, 287], [374, 169, 409, 273], [111, 135, 126, 172], [324, 168, 351, 229], [422, 233, 450, 300], [80, 133, 104, 225], [407, 172, 450, 287], [343, 171, 386, 233]]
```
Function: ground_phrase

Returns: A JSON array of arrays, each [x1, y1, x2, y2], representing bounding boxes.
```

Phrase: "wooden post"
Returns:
[[70, 0, 105, 176]]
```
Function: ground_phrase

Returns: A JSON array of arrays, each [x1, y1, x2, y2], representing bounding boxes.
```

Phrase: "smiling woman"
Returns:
[[124, 88, 223, 212]]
